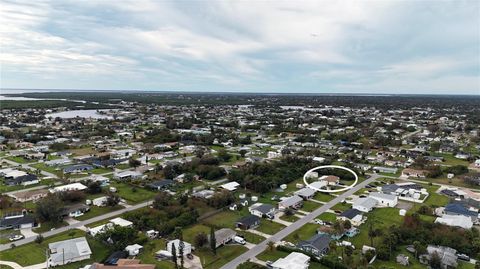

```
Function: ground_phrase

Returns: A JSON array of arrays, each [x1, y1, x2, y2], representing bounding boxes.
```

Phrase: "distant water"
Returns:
[[45, 109, 114, 119]]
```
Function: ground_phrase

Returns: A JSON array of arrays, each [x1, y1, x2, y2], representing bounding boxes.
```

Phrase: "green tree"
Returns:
[[35, 195, 64, 224]]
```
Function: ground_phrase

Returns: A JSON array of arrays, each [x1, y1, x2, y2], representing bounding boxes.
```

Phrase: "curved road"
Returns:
[[220, 174, 379, 269]]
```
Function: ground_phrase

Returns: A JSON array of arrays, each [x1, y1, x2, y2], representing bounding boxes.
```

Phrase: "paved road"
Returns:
[[221, 174, 380, 269], [0, 200, 153, 251]]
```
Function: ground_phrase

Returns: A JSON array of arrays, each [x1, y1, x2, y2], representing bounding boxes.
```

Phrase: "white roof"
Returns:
[[110, 217, 133, 227], [221, 181, 240, 191], [354, 197, 378, 209], [88, 223, 112, 236], [307, 181, 327, 190], [5, 170, 27, 178], [114, 170, 142, 178], [50, 183, 87, 193], [125, 244, 143, 251], [435, 215, 473, 229], [271, 252, 310, 269]]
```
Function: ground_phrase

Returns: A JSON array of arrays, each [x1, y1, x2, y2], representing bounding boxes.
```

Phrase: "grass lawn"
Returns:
[[279, 213, 299, 222], [201, 210, 247, 229], [197, 245, 248, 269], [432, 153, 470, 166], [331, 202, 351, 212], [302, 200, 321, 212], [31, 163, 62, 176], [0, 229, 21, 244], [236, 231, 265, 244], [284, 223, 319, 243], [422, 185, 450, 207], [91, 168, 113, 174], [69, 147, 97, 156], [187, 199, 217, 217], [75, 205, 124, 221], [6, 156, 33, 164], [183, 224, 211, 243], [0, 229, 110, 268], [351, 208, 404, 248], [316, 212, 337, 222], [256, 220, 285, 235], [109, 182, 157, 204], [137, 238, 175, 269], [313, 192, 334, 202], [33, 221, 68, 233]]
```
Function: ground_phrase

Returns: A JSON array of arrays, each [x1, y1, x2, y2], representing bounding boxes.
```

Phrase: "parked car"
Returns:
[[266, 261, 273, 268], [457, 254, 470, 261], [234, 236, 246, 245], [314, 219, 324, 225], [186, 253, 194, 260], [9, 234, 24, 241]]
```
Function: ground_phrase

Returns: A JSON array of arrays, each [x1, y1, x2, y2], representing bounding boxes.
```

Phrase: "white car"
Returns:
[[9, 234, 24, 241], [314, 219, 324, 225]]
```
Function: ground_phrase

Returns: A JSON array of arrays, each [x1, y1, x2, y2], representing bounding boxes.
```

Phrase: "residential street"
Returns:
[[220, 174, 380, 269], [0, 200, 153, 251]]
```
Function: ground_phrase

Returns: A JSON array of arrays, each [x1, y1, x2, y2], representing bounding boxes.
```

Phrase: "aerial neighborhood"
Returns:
[[1, 93, 480, 269]]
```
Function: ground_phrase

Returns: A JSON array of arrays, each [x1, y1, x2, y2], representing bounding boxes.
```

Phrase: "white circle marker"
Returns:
[[303, 165, 358, 193]]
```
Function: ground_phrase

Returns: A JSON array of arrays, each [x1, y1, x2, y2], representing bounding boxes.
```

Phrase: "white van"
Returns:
[[234, 236, 246, 245]]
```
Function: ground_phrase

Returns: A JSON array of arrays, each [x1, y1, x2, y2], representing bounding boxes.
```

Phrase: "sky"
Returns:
[[1, 0, 479, 95]]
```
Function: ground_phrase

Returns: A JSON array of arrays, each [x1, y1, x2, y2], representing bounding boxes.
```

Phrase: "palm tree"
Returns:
[[267, 241, 275, 252]]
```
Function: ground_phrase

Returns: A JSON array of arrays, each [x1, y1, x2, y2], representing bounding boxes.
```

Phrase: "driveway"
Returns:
[[20, 228, 37, 238], [183, 254, 203, 269]]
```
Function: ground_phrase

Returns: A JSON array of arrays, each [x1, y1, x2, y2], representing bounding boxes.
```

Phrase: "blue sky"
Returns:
[[1, 0, 479, 94]]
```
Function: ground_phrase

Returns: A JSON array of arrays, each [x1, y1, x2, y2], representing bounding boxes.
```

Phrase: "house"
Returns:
[[114, 171, 144, 180], [0, 213, 37, 229], [8, 189, 48, 202], [444, 203, 478, 222], [220, 181, 240, 191], [63, 203, 90, 217], [271, 252, 310, 269], [380, 182, 428, 203], [352, 197, 377, 212], [166, 239, 192, 256], [435, 215, 473, 229], [396, 254, 410, 266], [5, 174, 39, 186], [297, 234, 331, 257], [475, 159, 480, 168], [249, 203, 276, 218], [45, 158, 72, 166], [278, 195, 303, 210], [338, 208, 364, 226], [51, 183, 87, 193], [373, 166, 398, 174], [89, 259, 155, 269], [213, 228, 236, 248], [110, 217, 133, 227], [103, 251, 129, 265], [47, 237, 92, 267], [401, 168, 428, 178], [319, 175, 340, 186], [63, 164, 94, 174], [235, 215, 260, 230], [147, 180, 174, 191], [369, 192, 398, 207], [92, 196, 108, 207], [0, 168, 27, 179], [421, 245, 458, 269], [125, 244, 143, 256], [295, 188, 316, 200], [88, 174, 110, 186]]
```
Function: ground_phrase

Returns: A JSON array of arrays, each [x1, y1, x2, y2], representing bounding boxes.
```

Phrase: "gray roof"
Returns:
[[280, 195, 303, 207], [295, 188, 316, 197], [49, 237, 92, 264], [297, 234, 331, 252], [252, 204, 275, 214]]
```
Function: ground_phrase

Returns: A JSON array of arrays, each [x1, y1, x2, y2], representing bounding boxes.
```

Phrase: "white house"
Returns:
[[220, 181, 240, 191], [369, 192, 398, 207], [114, 171, 144, 180], [352, 197, 377, 213], [435, 215, 473, 229], [167, 239, 192, 256], [278, 195, 303, 210], [50, 183, 87, 193], [125, 244, 143, 256], [271, 252, 310, 269], [47, 237, 92, 267], [92, 196, 108, 207]]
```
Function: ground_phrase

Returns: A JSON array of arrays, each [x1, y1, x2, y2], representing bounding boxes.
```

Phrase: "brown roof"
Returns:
[[324, 175, 340, 182], [10, 189, 49, 200]]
